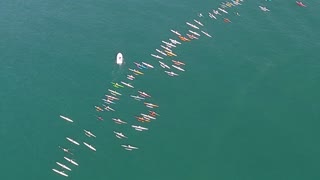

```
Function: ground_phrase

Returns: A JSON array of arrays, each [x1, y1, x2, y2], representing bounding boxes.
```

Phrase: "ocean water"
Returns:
[[1, 0, 320, 179]]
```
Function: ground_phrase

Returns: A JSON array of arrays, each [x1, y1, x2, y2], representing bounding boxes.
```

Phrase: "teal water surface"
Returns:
[[1, 0, 320, 179]]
